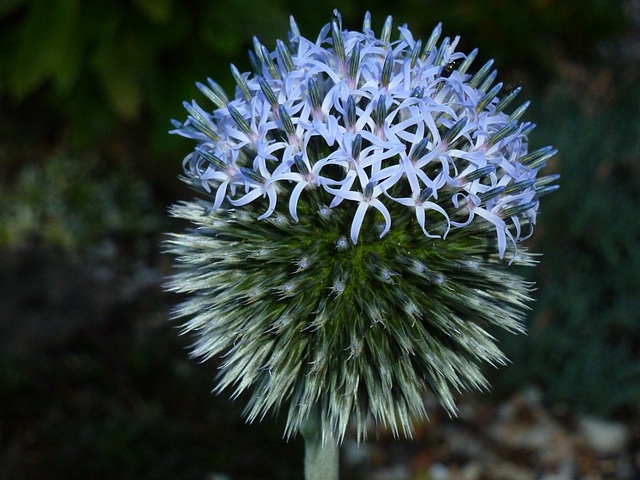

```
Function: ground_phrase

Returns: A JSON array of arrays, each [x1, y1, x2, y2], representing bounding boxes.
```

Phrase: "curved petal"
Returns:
[[472, 207, 514, 259], [374, 164, 404, 190], [383, 190, 415, 207], [414, 168, 438, 193], [450, 193, 474, 227], [228, 187, 262, 207], [350, 202, 370, 244], [370, 199, 391, 238], [401, 154, 420, 196], [258, 187, 278, 220], [268, 171, 302, 185], [415, 207, 430, 237], [509, 213, 522, 240], [213, 180, 230, 209], [288, 181, 308, 222], [326, 174, 358, 207], [422, 201, 451, 238]]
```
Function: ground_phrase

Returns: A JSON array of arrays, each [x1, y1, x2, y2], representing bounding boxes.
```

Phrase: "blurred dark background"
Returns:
[[1, 1, 639, 479]]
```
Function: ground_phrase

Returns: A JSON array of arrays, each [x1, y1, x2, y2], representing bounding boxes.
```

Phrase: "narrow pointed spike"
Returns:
[[503, 178, 535, 195], [462, 165, 495, 182], [289, 15, 301, 38], [278, 105, 296, 136], [347, 96, 356, 129], [501, 200, 537, 217], [469, 59, 495, 89], [206, 78, 229, 105], [457, 48, 478, 76], [494, 86, 522, 114], [381, 15, 393, 45], [433, 36, 450, 66], [227, 104, 253, 135], [253, 36, 265, 63], [196, 81, 227, 109], [231, 64, 252, 102], [248, 50, 262, 75], [521, 122, 536, 136], [363, 11, 372, 30], [240, 167, 265, 184], [261, 45, 279, 79], [331, 20, 346, 63], [521, 147, 558, 169], [293, 154, 309, 176], [190, 123, 218, 142], [276, 39, 295, 73], [423, 22, 442, 58], [375, 96, 387, 126], [478, 186, 505, 202], [442, 117, 468, 144], [195, 147, 227, 171], [351, 133, 362, 159], [308, 78, 322, 111], [258, 76, 278, 109], [475, 82, 503, 113], [349, 42, 361, 81], [380, 51, 394, 88], [409, 39, 422, 68], [176, 122, 206, 139], [182, 102, 219, 142], [535, 184, 560, 197], [487, 121, 519, 147], [410, 137, 430, 161], [331, 9, 342, 30], [535, 173, 561, 187], [508, 101, 530, 122], [479, 70, 498, 93]]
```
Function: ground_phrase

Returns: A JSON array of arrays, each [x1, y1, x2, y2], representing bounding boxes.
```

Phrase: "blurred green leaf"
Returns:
[[0, 0, 25, 19], [92, 23, 145, 119], [0, 155, 161, 250], [10, 0, 81, 99], [132, 0, 173, 24]]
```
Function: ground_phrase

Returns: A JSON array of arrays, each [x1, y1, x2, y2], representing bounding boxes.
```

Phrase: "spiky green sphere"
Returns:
[[166, 11, 557, 442]]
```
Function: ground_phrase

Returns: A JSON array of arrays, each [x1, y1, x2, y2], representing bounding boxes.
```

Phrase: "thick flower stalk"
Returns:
[[166, 11, 558, 444]]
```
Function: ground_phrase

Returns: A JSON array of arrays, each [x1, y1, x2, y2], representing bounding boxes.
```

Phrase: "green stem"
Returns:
[[301, 409, 339, 480]]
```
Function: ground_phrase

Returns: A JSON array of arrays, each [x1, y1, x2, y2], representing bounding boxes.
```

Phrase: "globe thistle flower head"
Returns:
[[167, 10, 558, 443]]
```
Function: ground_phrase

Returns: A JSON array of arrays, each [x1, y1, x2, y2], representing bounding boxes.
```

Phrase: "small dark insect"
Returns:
[[441, 58, 462, 78], [503, 82, 522, 95]]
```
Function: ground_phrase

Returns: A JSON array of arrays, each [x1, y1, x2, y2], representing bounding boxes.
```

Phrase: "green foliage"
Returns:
[[9, 0, 81, 99], [0, 155, 160, 250], [495, 76, 640, 417]]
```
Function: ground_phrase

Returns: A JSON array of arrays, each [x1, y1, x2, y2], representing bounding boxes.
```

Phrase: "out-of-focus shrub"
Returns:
[[0, 155, 160, 251]]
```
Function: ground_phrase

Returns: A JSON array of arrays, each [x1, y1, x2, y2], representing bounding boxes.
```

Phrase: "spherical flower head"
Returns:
[[167, 11, 559, 443]]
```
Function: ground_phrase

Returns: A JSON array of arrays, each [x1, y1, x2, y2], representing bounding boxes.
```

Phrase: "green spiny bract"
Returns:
[[167, 192, 535, 442]]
